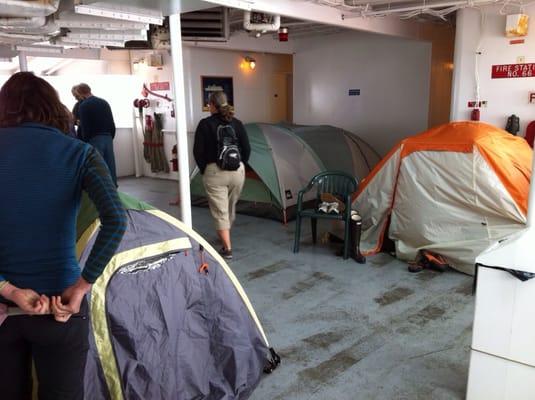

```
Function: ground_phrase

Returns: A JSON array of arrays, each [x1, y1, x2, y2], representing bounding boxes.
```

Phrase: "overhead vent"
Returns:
[[180, 7, 229, 42]]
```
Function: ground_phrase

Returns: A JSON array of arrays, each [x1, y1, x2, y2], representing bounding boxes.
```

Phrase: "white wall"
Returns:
[[451, 6, 535, 135], [293, 31, 431, 156], [52, 49, 131, 76], [130, 47, 292, 179]]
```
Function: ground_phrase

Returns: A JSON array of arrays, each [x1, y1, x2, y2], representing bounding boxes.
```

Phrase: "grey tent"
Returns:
[[191, 123, 380, 222], [77, 194, 279, 399]]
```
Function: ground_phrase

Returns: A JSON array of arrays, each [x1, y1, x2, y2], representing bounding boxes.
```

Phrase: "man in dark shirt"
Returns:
[[71, 85, 83, 139], [75, 83, 118, 186]]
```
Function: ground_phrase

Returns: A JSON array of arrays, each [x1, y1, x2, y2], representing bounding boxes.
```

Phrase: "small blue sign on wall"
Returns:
[[348, 89, 360, 96]]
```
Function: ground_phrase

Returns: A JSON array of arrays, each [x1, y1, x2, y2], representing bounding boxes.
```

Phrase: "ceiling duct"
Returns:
[[181, 7, 229, 42], [243, 11, 281, 32], [0, 0, 60, 17]]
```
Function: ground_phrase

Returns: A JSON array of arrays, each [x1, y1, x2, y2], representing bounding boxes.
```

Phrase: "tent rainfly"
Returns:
[[77, 193, 279, 399], [191, 123, 380, 222], [352, 121, 533, 275]]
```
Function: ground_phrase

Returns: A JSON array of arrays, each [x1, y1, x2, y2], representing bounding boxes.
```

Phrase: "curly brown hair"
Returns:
[[0, 72, 72, 133]]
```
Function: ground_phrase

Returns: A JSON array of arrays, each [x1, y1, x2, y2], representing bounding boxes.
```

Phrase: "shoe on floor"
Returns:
[[219, 247, 233, 260]]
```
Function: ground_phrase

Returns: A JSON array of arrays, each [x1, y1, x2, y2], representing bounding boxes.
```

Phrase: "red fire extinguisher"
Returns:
[[471, 108, 480, 121], [170, 145, 178, 172]]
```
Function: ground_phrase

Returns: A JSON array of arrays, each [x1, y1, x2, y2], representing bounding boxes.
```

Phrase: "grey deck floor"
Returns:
[[119, 177, 474, 400]]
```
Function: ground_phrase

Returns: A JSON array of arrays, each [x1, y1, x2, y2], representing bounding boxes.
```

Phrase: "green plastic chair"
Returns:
[[293, 171, 358, 259]]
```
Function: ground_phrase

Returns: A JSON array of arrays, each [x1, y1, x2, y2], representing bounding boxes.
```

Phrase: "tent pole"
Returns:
[[18, 51, 28, 72], [169, 13, 192, 228]]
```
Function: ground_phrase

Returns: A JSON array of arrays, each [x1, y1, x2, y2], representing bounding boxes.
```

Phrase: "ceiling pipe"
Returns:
[[344, 0, 498, 17], [0, 16, 46, 28], [0, 17, 60, 35], [0, 31, 49, 43], [0, 0, 60, 17], [243, 11, 281, 32]]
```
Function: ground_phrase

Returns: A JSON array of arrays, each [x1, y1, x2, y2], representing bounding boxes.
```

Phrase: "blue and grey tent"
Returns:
[[77, 194, 279, 399]]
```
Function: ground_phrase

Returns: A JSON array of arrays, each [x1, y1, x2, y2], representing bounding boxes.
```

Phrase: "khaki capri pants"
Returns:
[[202, 162, 245, 230]]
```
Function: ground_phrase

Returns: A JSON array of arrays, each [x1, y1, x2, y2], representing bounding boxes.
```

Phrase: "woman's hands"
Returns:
[[0, 278, 92, 323], [0, 283, 50, 315], [51, 277, 92, 323]]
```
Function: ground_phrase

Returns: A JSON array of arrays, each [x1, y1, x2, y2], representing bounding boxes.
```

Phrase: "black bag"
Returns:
[[216, 123, 241, 171], [505, 114, 520, 135]]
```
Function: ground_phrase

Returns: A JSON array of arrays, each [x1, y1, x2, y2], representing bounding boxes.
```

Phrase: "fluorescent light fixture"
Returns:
[[59, 37, 126, 48], [75, 2, 163, 25], [201, 0, 254, 10], [16, 45, 64, 54], [57, 11, 149, 30], [67, 28, 147, 41]]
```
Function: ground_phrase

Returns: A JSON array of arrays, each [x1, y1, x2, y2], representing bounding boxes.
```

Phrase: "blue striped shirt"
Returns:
[[0, 123, 126, 295]]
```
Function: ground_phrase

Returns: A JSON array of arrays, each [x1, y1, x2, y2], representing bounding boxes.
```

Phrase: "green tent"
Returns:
[[191, 123, 380, 222]]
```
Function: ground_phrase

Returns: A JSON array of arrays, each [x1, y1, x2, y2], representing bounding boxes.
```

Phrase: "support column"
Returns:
[[18, 51, 28, 72], [169, 13, 192, 228]]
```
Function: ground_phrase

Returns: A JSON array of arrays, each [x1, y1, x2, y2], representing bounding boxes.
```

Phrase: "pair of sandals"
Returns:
[[318, 201, 340, 214]]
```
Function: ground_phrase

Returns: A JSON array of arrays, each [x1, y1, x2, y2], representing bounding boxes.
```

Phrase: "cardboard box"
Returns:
[[467, 350, 535, 400]]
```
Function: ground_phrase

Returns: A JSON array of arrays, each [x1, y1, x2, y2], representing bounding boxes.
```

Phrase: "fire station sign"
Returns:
[[492, 63, 535, 79]]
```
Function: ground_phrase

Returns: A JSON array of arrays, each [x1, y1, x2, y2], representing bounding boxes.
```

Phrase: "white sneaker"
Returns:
[[318, 202, 329, 213], [351, 211, 362, 221], [328, 202, 339, 214]]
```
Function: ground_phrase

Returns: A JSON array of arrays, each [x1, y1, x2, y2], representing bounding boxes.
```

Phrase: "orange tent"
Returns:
[[352, 121, 532, 275]]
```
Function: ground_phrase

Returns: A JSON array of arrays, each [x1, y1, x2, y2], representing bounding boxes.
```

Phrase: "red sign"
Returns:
[[510, 39, 525, 45], [492, 63, 535, 79], [149, 81, 170, 91]]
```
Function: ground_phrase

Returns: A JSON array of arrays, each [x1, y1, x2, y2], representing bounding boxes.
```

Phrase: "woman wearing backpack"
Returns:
[[193, 91, 250, 259]]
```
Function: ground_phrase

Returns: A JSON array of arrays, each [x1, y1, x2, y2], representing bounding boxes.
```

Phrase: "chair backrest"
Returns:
[[308, 171, 358, 199]]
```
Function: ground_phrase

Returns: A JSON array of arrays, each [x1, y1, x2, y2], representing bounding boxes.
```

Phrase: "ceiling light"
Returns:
[[66, 28, 147, 41], [75, 2, 163, 25], [59, 37, 126, 48], [57, 11, 149, 30]]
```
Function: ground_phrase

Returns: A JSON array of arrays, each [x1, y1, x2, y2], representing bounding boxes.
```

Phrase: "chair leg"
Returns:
[[293, 215, 302, 253], [311, 218, 318, 245], [343, 220, 350, 260]]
